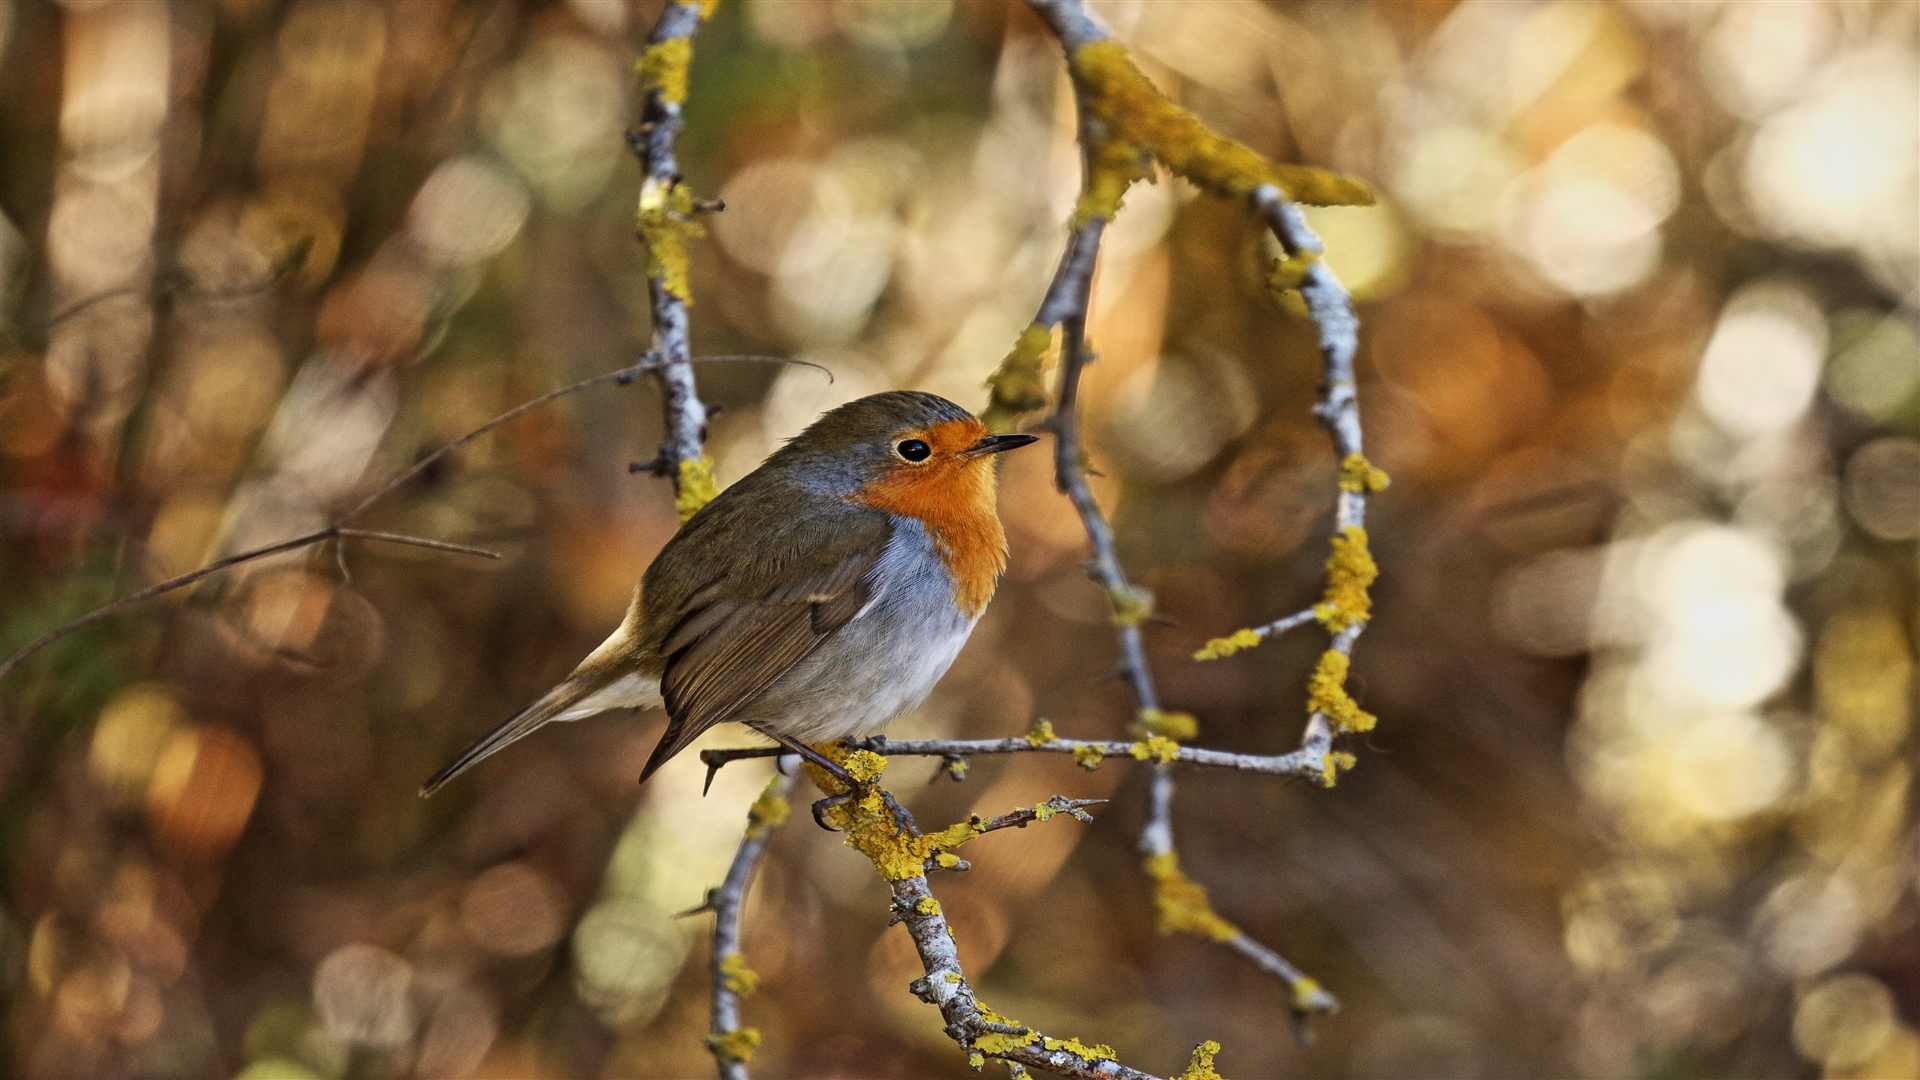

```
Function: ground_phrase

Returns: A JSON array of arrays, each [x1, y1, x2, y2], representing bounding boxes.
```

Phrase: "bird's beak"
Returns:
[[962, 433, 1040, 458]]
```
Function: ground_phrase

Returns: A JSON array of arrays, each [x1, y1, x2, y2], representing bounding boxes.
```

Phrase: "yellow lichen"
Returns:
[[1143, 851, 1240, 943], [719, 952, 759, 997], [1026, 719, 1057, 747], [746, 775, 789, 839], [801, 747, 991, 881], [1337, 453, 1390, 494], [1109, 583, 1154, 627], [945, 972, 963, 984], [674, 455, 721, 522], [1176, 1040, 1226, 1080], [1129, 735, 1180, 764], [1266, 251, 1317, 293], [935, 852, 962, 869], [1319, 750, 1357, 787], [637, 38, 694, 104], [973, 1004, 1040, 1057], [944, 757, 969, 781], [1134, 708, 1198, 741], [637, 176, 707, 304], [1313, 526, 1376, 633], [916, 897, 942, 917], [706, 1027, 760, 1064], [1306, 650, 1374, 734], [1042, 1036, 1117, 1061], [1290, 976, 1326, 1013], [969, 1051, 986, 1070], [1068, 41, 1373, 207], [1193, 627, 1262, 661], [1072, 743, 1105, 770], [982, 323, 1054, 431], [1075, 135, 1156, 226]]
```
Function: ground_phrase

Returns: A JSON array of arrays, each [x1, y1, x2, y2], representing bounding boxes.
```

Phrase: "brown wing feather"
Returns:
[[637, 546, 882, 781]]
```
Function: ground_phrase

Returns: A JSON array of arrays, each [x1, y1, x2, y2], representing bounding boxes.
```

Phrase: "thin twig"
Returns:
[[0, 354, 812, 686], [1020, 0, 1338, 1025], [1252, 187, 1372, 777], [629, 0, 715, 495], [699, 739, 1325, 781], [706, 760, 796, 1080]]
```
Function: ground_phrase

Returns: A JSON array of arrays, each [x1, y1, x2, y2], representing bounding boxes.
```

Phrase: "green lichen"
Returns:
[[1306, 650, 1374, 735], [1072, 743, 1105, 771], [718, 951, 759, 997], [1313, 526, 1376, 633], [706, 1027, 760, 1065], [1193, 627, 1262, 661], [1337, 453, 1391, 494], [1129, 735, 1180, 765], [982, 323, 1054, 432], [1134, 708, 1198, 741], [1068, 41, 1373, 207], [673, 455, 721, 522], [1026, 719, 1057, 748], [1144, 851, 1240, 943], [1176, 1040, 1226, 1080]]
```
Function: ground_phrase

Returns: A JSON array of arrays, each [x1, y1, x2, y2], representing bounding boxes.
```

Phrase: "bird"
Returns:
[[419, 390, 1038, 826]]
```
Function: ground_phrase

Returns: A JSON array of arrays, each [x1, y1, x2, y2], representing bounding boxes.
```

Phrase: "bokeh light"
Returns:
[[2, 2, 1917, 1077]]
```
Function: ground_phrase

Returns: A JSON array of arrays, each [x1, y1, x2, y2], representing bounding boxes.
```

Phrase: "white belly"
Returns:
[[730, 517, 979, 743]]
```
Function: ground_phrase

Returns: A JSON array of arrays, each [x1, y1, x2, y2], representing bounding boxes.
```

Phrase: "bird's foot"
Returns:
[[809, 782, 919, 837]]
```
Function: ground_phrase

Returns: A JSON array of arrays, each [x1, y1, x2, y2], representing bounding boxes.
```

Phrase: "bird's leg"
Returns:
[[758, 731, 918, 837]]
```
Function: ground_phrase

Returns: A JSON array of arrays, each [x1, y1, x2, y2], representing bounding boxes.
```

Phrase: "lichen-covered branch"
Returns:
[[699, 736, 1327, 780], [630, 0, 720, 520], [1008, 0, 1351, 1024], [703, 761, 796, 1079], [800, 749, 1201, 1079], [1187, 188, 1390, 791]]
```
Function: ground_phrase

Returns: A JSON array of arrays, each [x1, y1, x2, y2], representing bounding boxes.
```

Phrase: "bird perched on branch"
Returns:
[[421, 391, 1037, 828]]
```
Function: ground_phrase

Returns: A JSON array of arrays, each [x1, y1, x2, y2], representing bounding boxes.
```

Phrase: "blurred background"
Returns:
[[1, 0, 1916, 1076]]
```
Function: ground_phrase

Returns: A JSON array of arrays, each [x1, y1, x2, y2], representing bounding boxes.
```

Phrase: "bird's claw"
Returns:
[[808, 782, 919, 837]]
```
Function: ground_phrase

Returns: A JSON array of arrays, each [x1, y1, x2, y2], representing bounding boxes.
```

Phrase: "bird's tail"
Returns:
[[419, 667, 658, 796]]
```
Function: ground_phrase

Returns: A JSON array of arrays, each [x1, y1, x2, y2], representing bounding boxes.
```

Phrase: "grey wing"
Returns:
[[636, 524, 890, 781]]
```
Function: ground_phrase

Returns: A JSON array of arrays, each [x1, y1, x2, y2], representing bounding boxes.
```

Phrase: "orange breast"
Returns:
[[852, 417, 1008, 618]]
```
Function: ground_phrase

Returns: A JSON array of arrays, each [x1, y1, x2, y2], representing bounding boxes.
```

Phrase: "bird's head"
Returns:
[[772, 391, 1038, 507]]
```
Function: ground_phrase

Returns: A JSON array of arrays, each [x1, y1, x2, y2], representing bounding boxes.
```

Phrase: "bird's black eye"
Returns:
[[895, 439, 932, 463]]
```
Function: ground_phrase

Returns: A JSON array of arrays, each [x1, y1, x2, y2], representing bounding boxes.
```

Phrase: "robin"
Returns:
[[420, 391, 1037, 828]]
